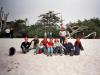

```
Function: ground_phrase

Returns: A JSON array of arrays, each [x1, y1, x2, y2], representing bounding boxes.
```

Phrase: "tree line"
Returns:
[[0, 11, 100, 38]]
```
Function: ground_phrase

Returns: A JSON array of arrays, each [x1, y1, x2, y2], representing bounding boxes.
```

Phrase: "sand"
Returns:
[[0, 38, 100, 75]]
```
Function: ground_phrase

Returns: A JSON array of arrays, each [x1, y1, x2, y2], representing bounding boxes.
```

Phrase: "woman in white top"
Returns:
[[59, 27, 66, 44]]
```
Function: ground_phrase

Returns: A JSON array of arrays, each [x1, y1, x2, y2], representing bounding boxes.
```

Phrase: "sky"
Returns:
[[0, 0, 100, 25]]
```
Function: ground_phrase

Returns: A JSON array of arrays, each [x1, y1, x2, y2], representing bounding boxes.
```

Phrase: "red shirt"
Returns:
[[41, 39, 48, 46], [74, 41, 81, 47], [47, 41, 54, 47]]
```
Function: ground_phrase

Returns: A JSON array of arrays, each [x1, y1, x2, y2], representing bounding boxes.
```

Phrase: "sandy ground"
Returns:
[[0, 38, 100, 75]]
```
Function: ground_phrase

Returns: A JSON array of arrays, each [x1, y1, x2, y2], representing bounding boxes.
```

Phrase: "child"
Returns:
[[33, 42, 45, 55], [31, 35, 39, 49], [74, 37, 84, 55], [21, 36, 31, 54], [41, 37, 48, 54], [59, 27, 66, 44], [54, 39, 63, 55], [63, 38, 74, 56], [47, 38, 54, 56]]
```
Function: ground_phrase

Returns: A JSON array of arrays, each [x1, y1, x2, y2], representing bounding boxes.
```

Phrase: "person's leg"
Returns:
[[43, 47, 47, 54], [6, 33, 9, 38], [48, 48, 50, 56], [74, 47, 80, 55], [21, 46, 27, 54], [34, 47, 39, 54], [60, 37, 63, 44], [70, 49, 74, 56], [55, 47, 58, 55], [59, 47, 63, 56], [56, 47, 59, 55], [64, 48, 68, 55], [50, 47, 53, 56], [62, 37, 65, 44], [11, 33, 13, 38]]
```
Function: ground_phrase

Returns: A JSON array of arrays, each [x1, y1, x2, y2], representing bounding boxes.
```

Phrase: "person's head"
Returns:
[[34, 35, 38, 39], [76, 37, 80, 42], [11, 28, 13, 30], [44, 37, 47, 40], [54, 39, 59, 43], [49, 38, 53, 42], [60, 26, 65, 31], [24, 36, 28, 43]]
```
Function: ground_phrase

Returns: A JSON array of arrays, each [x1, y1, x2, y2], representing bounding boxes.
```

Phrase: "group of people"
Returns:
[[20, 26, 84, 56], [20, 35, 84, 56]]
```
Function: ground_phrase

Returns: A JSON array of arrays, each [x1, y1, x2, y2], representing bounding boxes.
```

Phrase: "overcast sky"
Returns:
[[0, 0, 100, 25]]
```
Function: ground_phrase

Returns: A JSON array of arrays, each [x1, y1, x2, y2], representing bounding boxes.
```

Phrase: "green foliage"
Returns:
[[69, 18, 100, 38], [38, 11, 60, 26], [1, 10, 100, 38]]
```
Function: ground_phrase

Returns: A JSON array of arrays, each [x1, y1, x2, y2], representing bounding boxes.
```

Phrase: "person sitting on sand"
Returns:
[[74, 37, 84, 55], [47, 38, 54, 56], [63, 38, 74, 56], [54, 39, 63, 55], [21, 36, 31, 54], [31, 35, 39, 49], [40, 37, 48, 54]]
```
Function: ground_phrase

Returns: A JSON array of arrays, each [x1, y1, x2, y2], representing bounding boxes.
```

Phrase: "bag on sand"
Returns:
[[9, 47, 16, 56]]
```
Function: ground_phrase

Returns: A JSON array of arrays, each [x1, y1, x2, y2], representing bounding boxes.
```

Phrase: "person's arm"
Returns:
[[74, 41, 77, 47], [59, 31, 61, 36], [21, 42, 25, 49], [69, 42, 74, 49], [30, 40, 33, 45], [26, 42, 31, 49], [79, 42, 84, 50], [20, 43, 23, 48], [64, 31, 67, 36]]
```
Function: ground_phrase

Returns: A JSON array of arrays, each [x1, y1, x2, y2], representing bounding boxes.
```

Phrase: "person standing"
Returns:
[[5, 28, 10, 38], [59, 27, 66, 44], [49, 32, 52, 38], [10, 28, 14, 38], [44, 32, 47, 38]]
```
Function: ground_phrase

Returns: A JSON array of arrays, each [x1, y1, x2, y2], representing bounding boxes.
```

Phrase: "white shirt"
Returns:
[[59, 31, 66, 37], [5, 28, 10, 33]]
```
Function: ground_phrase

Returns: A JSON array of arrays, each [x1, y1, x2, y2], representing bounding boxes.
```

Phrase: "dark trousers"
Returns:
[[60, 36, 65, 44], [6, 33, 10, 38], [74, 46, 80, 55], [10, 33, 13, 38], [21, 46, 29, 54], [54, 46, 63, 55], [64, 48, 74, 56]]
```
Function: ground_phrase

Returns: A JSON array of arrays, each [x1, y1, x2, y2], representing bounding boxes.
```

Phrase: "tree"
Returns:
[[0, 7, 9, 31], [66, 18, 100, 38], [38, 11, 60, 26]]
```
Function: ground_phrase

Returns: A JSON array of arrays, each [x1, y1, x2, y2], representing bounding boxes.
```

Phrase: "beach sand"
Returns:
[[0, 38, 100, 75]]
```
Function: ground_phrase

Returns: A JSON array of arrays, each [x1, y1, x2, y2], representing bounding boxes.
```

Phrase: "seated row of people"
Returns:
[[20, 36, 84, 56]]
